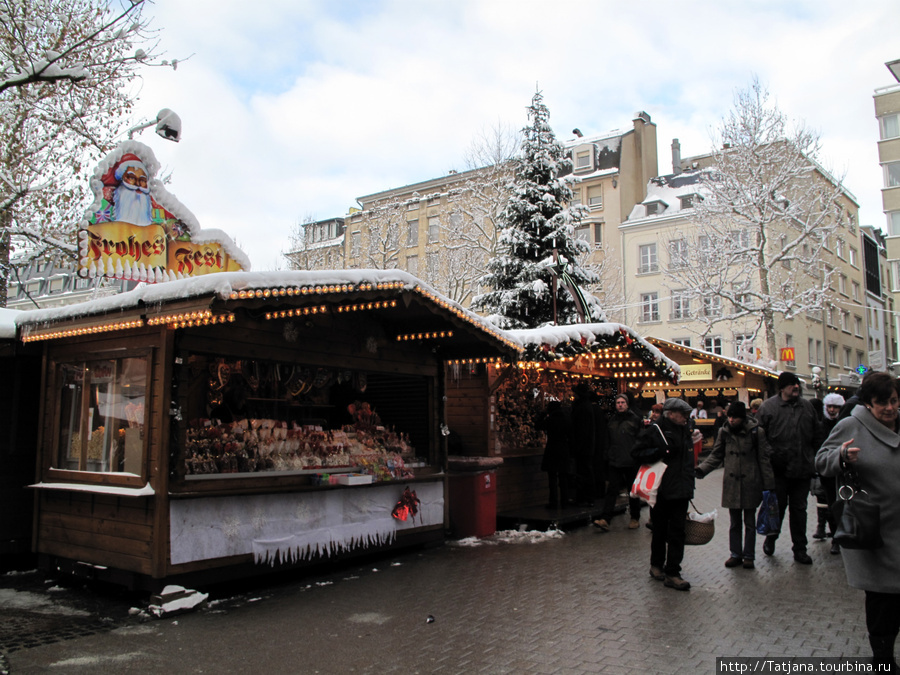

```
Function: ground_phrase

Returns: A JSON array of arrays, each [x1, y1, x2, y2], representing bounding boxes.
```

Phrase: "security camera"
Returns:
[[154, 108, 182, 142]]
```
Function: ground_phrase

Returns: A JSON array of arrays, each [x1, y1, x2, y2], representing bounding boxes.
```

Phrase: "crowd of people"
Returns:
[[538, 370, 900, 670]]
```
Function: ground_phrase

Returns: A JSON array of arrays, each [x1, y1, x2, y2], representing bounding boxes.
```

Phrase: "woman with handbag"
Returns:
[[695, 401, 775, 570], [816, 372, 900, 671]]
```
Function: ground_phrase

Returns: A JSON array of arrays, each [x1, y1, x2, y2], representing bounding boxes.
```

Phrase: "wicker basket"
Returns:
[[684, 509, 715, 546]]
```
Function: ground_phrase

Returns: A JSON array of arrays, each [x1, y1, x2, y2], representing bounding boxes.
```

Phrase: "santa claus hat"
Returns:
[[100, 153, 146, 186]]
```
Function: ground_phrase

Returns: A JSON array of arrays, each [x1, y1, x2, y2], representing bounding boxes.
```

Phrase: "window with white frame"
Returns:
[[703, 336, 723, 355], [881, 113, 900, 140], [350, 231, 361, 257], [728, 228, 751, 250], [808, 337, 814, 365], [889, 211, 900, 237], [426, 252, 438, 278], [841, 310, 850, 332], [839, 274, 848, 295], [669, 239, 688, 269], [574, 149, 592, 172], [587, 185, 602, 208], [850, 247, 858, 267], [406, 255, 418, 275], [639, 243, 658, 274], [574, 225, 590, 244], [733, 281, 753, 308], [407, 219, 419, 246], [407, 201, 419, 211], [855, 315, 863, 336], [885, 161, 900, 188], [673, 337, 692, 347], [702, 295, 722, 318], [569, 186, 582, 206], [640, 292, 660, 322], [427, 217, 440, 243], [593, 222, 603, 249], [836, 238, 846, 260], [852, 281, 860, 301], [828, 342, 838, 365], [857, 350, 865, 368], [645, 201, 665, 216], [671, 291, 690, 320], [844, 346, 852, 368], [827, 305, 837, 328]]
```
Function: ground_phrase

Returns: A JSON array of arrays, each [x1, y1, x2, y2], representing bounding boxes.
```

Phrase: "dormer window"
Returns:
[[572, 144, 594, 173], [679, 194, 699, 209], [645, 201, 666, 216]]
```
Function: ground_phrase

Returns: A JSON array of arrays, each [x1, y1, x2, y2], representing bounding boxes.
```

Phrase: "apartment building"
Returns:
[[875, 59, 900, 368], [7, 256, 132, 310], [620, 146, 871, 390]]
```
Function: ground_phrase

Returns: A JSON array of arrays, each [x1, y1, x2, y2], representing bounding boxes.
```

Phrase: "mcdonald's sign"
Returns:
[[780, 347, 796, 362]]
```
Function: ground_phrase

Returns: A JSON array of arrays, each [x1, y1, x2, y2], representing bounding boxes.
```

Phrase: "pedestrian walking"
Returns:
[[695, 401, 775, 570], [756, 372, 823, 564], [632, 397, 702, 591], [593, 393, 642, 532], [816, 372, 900, 671], [814, 392, 845, 555]]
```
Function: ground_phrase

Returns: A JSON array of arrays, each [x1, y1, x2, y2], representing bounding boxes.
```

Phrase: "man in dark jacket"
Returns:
[[756, 371, 823, 564], [631, 397, 700, 591], [594, 393, 642, 531]]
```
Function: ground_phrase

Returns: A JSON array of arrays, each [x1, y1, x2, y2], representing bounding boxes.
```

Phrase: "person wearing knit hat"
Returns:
[[814, 392, 847, 550], [696, 399, 774, 569], [757, 372, 824, 564]]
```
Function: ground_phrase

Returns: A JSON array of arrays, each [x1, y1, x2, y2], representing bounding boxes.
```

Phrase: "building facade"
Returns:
[[875, 59, 900, 369]]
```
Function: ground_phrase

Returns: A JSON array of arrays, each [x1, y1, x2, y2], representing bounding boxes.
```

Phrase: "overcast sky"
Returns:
[[135, 0, 900, 271]]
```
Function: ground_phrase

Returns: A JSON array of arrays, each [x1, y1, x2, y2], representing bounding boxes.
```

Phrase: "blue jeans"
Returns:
[[729, 508, 757, 560]]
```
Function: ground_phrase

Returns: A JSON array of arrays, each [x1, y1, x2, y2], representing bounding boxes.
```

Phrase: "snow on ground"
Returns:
[[0, 588, 90, 616], [450, 528, 565, 547]]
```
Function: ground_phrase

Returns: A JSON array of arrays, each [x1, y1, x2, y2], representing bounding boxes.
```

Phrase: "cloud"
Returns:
[[130, 0, 900, 270]]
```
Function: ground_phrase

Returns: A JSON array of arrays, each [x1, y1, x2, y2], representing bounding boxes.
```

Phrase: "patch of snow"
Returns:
[[0, 589, 90, 616], [450, 528, 565, 547], [28, 482, 155, 497]]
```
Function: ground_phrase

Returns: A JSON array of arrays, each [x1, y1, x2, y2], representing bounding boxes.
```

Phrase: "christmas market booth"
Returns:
[[444, 323, 680, 515], [16, 270, 520, 589]]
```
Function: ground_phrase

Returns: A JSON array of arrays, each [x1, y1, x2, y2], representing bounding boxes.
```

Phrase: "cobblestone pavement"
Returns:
[[2, 472, 868, 674]]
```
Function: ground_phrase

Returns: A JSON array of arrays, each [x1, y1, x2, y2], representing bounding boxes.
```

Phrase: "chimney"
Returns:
[[572, 128, 583, 138], [672, 139, 682, 175]]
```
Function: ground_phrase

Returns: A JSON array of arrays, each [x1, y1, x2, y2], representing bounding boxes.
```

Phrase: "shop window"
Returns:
[[178, 354, 422, 479], [55, 355, 147, 474]]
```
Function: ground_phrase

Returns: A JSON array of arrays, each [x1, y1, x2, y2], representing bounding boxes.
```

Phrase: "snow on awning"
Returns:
[[507, 322, 680, 384], [12, 270, 523, 359]]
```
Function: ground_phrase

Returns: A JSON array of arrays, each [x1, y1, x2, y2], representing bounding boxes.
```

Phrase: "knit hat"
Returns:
[[662, 397, 692, 415], [726, 401, 747, 419], [823, 393, 845, 407], [776, 371, 801, 390]]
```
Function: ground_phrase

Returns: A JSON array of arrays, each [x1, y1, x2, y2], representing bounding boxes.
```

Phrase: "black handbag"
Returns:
[[831, 464, 883, 550]]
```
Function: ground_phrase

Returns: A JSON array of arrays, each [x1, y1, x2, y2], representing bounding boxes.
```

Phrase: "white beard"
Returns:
[[114, 184, 152, 226]]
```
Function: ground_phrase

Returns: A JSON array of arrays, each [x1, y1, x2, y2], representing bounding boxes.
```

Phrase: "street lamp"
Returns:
[[127, 108, 182, 142]]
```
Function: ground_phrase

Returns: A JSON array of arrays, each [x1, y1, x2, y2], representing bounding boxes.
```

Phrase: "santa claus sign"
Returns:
[[78, 141, 249, 282]]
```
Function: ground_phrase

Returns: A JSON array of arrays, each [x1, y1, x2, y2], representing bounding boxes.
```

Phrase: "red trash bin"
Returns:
[[448, 470, 497, 538]]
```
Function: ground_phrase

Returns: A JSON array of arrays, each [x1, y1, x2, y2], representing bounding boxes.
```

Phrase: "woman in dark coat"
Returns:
[[696, 401, 775, 569]]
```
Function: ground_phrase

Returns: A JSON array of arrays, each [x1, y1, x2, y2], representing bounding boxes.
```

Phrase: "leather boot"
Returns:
[[868, 633, 899, 672]]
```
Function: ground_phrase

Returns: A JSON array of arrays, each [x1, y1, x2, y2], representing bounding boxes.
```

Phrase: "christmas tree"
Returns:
[[473, 90, 600, 329]]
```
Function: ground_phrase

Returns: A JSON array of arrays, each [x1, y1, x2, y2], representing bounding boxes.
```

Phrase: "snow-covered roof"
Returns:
[[0, 308, 20, 340], [625, 170, 707, 222], [13, 269, 522, 356], [508, 322, 680, 383]]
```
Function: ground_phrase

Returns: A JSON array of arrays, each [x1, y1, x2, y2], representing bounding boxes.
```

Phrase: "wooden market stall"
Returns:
[[16, 270, 520, 589], [444, 323, 681, 514]]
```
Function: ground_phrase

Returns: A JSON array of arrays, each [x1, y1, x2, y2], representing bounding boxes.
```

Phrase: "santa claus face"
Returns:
[[114, 162, 152, 226]]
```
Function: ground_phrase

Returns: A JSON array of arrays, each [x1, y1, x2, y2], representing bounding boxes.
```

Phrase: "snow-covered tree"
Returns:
[[0, 0, 173, 306], [662, 79, 852, 361], [472, 90, 602, 329]]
